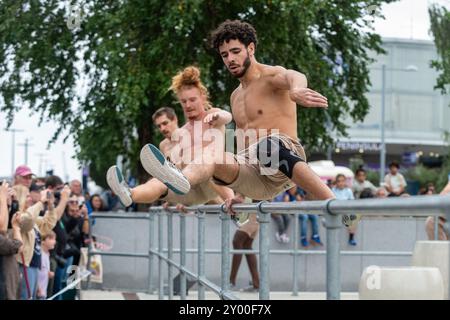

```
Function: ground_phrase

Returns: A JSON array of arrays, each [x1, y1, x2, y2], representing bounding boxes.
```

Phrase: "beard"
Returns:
[[231, 53, 251, 78]]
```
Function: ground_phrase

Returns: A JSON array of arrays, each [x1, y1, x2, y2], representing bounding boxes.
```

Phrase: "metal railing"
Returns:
[[87, 194, 450, 300]]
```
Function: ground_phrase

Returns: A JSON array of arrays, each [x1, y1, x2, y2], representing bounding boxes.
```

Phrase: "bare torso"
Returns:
[[231, 64, 297, 145], [161, 109, 226, 169]]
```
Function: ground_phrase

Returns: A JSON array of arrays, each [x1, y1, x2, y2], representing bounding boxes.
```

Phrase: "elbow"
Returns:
[[288, 70, 308, 88]]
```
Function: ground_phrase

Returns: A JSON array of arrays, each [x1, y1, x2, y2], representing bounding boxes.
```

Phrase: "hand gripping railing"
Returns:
[[88, 194, 450, 300]]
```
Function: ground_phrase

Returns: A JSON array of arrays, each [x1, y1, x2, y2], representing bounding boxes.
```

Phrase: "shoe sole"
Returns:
[[140, 144, 190, 195], [106, 166, 132, 207]]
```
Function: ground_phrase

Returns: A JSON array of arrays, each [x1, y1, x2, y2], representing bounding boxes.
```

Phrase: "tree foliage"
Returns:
[[429, 4, 450, 96], [0, 0, 394, 186]]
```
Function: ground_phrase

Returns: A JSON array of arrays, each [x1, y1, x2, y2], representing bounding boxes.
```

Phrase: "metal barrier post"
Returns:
[[167, 210, 174, 300], [148, 212, 155, 294], [257, 202, 270, 300], [197, 209, 206, 300], [158, 210, 164, 300], [220, 205, 231, 292], [179, 213, 187, 300], [446, 207, 450, 300], [292, 214, 299, 296], [434, 215, 439, 240], [325, 201, 341, 300]]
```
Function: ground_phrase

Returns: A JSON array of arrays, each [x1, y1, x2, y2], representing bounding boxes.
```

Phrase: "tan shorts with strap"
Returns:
[[214, 133, 306, 200]]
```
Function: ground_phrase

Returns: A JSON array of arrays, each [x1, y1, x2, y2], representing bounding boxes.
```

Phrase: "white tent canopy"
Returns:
[[309, 160, 354, 183]]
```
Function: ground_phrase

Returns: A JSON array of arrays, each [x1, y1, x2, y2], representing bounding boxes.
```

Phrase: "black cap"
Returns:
[[30, 183, 44, 192]]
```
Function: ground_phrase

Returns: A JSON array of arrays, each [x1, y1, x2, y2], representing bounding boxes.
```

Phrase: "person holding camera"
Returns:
[[13, 185, 58, 299], [52, 193, 90, 299], [0, 181, 24, 300]]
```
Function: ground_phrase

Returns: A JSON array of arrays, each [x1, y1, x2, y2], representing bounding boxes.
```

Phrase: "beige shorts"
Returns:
[[161, 180, 219, 206], [239, 213, 259, 239], [214, 133, 306, 200]]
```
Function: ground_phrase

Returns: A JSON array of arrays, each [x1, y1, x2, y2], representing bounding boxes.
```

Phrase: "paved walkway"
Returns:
[[81, 289, 359, 300]]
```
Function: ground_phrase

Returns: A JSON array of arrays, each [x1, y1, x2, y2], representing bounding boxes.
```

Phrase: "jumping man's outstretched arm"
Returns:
[[268, 66, 328, 108]]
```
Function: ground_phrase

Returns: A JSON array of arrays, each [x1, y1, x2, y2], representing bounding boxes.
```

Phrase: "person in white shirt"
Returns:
[[352, 168, 377, 199], [384, 161, 407, 196]]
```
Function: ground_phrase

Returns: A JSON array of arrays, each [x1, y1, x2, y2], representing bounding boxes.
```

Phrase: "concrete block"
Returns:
[[411, 241, 450, 299], [359, 266, 444, 300]]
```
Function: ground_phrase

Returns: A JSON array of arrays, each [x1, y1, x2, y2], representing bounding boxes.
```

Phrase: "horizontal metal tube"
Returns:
[[328, 195, 450, 216], [88, 251, 149, 258], [90, 213, 150, 220], [155, 248, 413, 256], [148, 195, 450, 216], [91, 249, 412, 258]]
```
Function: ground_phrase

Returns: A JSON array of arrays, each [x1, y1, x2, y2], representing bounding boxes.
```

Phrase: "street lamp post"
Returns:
[[4, 128, 24, 175], [380, 64, 386, 182], [378, 64, 418, 182]]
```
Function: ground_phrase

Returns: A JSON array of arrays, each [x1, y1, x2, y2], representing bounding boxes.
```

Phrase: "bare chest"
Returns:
[[232, 82, 288, 128]]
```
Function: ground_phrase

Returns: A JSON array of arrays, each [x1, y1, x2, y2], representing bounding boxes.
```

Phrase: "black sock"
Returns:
[[349, 234, 354, 241]]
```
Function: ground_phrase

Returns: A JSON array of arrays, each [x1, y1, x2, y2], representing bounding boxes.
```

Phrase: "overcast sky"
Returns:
[[0, 0, 449, 181]]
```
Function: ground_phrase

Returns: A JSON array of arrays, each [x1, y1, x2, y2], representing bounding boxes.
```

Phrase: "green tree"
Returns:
[[0, 0, 395, 186], [429, 4, 450, 96], [429, 5, 450, 192]]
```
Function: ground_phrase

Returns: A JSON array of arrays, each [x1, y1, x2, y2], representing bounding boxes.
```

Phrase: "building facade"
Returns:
[[314, 38, 450, 172]]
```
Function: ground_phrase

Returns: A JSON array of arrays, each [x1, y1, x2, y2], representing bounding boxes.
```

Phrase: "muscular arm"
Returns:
[[268, 66, 307, 90], [267, 66, 328, 108], [205, 108, 233, 127]]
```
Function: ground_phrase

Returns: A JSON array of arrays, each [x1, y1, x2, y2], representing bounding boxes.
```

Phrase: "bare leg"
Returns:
[[425, 216, 436, 240], [130, 178, 167, 203], [182, 163, 215, 186], [230, 230, 248, 285], [243, 236, 259, 288], [425, 216, 449, 240], [291, 162, 335, 200]]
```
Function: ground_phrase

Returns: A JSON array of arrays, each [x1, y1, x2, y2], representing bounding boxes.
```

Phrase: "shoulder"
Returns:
[[261, 64, 287, 76], [260, 65, 288, 83]]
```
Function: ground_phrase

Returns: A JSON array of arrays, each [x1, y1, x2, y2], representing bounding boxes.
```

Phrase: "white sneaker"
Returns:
[[275, 232, 282, 243], [280, 233, 290, 243], [106, 166, 133, 207], [140, 144, 190, 195]]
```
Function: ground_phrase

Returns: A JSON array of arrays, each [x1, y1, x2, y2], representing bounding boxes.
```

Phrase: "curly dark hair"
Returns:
[[210, 20, 258, 52]]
